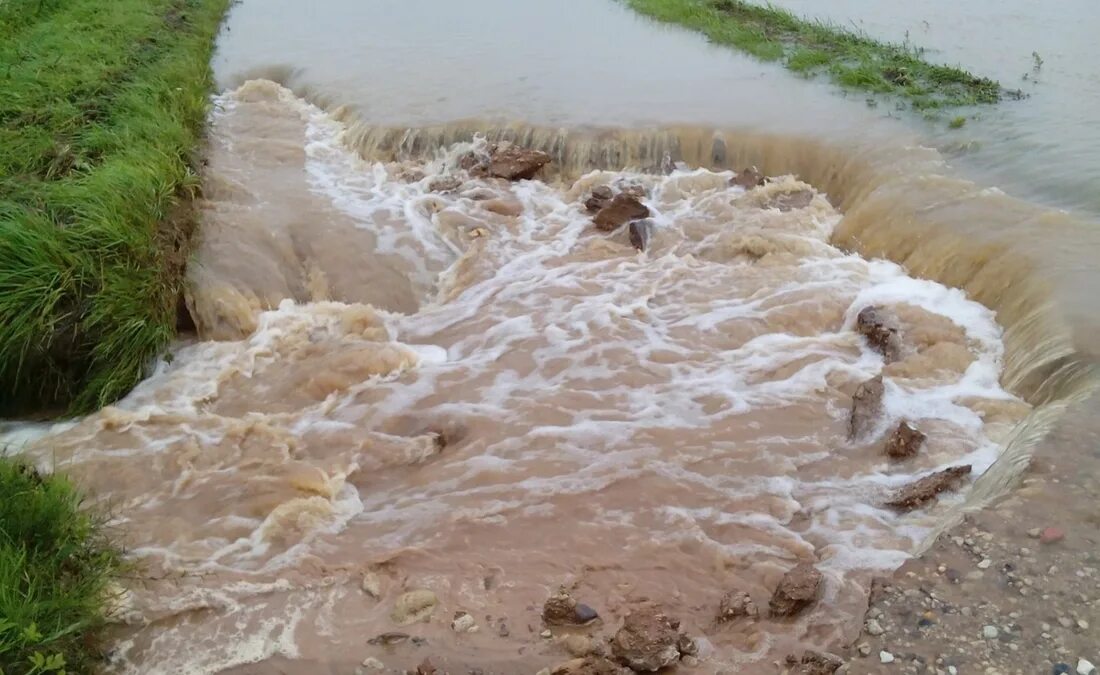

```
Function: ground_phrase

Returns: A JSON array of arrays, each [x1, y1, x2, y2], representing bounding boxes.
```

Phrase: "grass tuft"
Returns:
[[0, 0, 230, 414], [0, 459, 123, 673], [624, 0, 1012, 109]]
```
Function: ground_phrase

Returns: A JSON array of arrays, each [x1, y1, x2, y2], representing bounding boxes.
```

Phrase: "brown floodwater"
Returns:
[[3, 1, 1100, 674]]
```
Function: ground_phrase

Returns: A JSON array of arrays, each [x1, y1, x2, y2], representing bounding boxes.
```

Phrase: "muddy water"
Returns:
[[5, 1, 1100, 673]]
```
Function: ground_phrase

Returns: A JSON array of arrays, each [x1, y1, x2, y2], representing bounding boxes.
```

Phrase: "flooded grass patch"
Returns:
[[0, 0, 229, 414], [625, 0, 1011, 109], [0, 460, 122, 673]]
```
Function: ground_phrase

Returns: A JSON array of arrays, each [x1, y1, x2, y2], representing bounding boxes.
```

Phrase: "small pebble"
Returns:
[[858, 643, 872, 657], [880, 651, 895, 664], [1040, 527, 1066, 544], [1054, 663, 1074, 674], [977, 558, 993, 570], [1079, 659, 1097, 675], [1027, 528, 1042, 538], [867, 619, 886, 636], [1059, 617, 1075, 628], [540, 629, 552, 639], [948, 667, 957, 675], [1077, 619, 1089, 630], [918, 618, 935, 628], [982, 625, 999, 639], [361, 658, 384, 671]]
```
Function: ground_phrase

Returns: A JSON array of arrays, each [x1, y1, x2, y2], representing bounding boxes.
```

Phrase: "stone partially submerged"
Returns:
[[584, 185, 614, 213], [886, 465, 972, 511], [856, 305, 902, 363], [464, 143, 552, 181], [769, 562, 822, 617], [610, 606, 693, 672], [543, 589, 599, 626], [593, 193, 650, 232], [731, 166, 766, 189], [848, 374, 885, 440], [628, 220, 652, 251], [884, 420, 926, 459], [716, 590, 758, 623]]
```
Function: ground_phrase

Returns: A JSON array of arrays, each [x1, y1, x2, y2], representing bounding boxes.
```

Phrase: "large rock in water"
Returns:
[[856, 305, 902, 363], [884, 420, 925, 459], [542, 589, 599, 626], [610, 607, 685, 672], [628, 220, 653, 251], [848, 374, 885, 440], [717, 590, 758, 623], [484, 143, 551, 180], [584, 185, 614, 213], [886, 465, 972, 511], [593, 193, 650, 232], [731, 166, 765, 189], [769, 562, 822, 617]]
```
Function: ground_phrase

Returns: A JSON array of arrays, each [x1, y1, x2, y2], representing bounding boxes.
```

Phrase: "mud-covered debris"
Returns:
[[797, 650, 843, 675], [856, 306, 902, 362], [410, 658, 437, 675], [361, 571, 382, 598], [593, 193, 650, 232], [368, 632, 410, 646], [482, 143, 551, 180], [427, 175, 463, 193], [769, 562, 822, 617], [886, 465, 972, 511], [550, 657, 632, 675], [731, 167, 766, 189], [610, 606, 692, 672], [543, 590, 599, 626], [450, 610, 478, 633], [849, 374, 885, 440], [391, 589, 438, 625], [717, 590, 758, 623], [884, 420, 925, 459], [584, 185, 614, 213], [628, 219, 653, 251]]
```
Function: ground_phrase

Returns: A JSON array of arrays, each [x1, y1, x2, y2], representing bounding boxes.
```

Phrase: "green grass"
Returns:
[[949, 115, 967, 129], [624, 0, 1014, 109], [0, 0, 230, 414], [0, 459, 123, 674]]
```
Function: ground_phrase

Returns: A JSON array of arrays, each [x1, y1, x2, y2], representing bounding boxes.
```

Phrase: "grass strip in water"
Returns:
[[624, 0, 1011, 109], [0, 0, 230, 414], [0, 460, 123, 673]]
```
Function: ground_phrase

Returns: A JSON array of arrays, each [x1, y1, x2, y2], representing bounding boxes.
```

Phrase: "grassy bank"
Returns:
[[0, 460, 122, 673], [625, 0, 1010, 109], [0, 0, 230, 414]]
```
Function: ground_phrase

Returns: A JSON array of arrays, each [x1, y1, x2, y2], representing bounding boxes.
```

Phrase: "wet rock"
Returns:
[[584, 186, 614, 213], [731, 167, 765, 189], [550, 657, 632, 675], [368, 632, 411, 646], [885, 465, 972, 511], [593, 193, 650, 232], [361, 657, 384, 671], [798, 650, 844, 675], [361, 571, 382, 598], [769, 562, 822, 617], [716, 590, 758, 623], [982, 625, 999, 639], [885, 421, 926, 459], [428, 175, 464, 193], [451, 611, 478, 633], [483, 143, 551, 181], [412, 658, 436, 675], [848, 374, 885, 440], [482, 197, 523, 217], [391, 589, 438, 626], [676, 633, 698, 657], [543, 589, 577, 625], [1040, 526, 1065, 544], [879, 651, 895, 664], [1079, 659, 1097, 675], [769, 189, 815, 212], [610, 606, 683, 672], [856, 306, 902, 362], [865, 618, 885, 636], [628, 219, 653, 252], [618, 183, 647, 199], [574, 603, 600, 624]]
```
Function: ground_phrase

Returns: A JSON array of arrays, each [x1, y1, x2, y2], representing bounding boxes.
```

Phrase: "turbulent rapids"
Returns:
[[4, 81, 1063, 674]]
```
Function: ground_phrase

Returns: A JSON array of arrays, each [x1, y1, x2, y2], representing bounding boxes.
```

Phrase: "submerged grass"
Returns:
[[0, 0, 230, 414], [0, 460, 122, 673], [624, 0, 1012, 109]]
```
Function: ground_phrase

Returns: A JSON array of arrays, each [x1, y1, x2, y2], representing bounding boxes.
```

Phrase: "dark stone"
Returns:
[[584, 186, 613, 213], [1053, 664, 1073, 675], [856, 305, 903, 362], [886, 465, 972, 511], [885, 421, 926, 459], [593, 193, 650, 232], [769, 562, 823, 617], [629, 219, 653, 251], [574, 603, 599, 624], [368, 632, 411, 645], [918, 617, 935, 628], [484, 144, 551, 181], [849, 374, 885, 440]]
